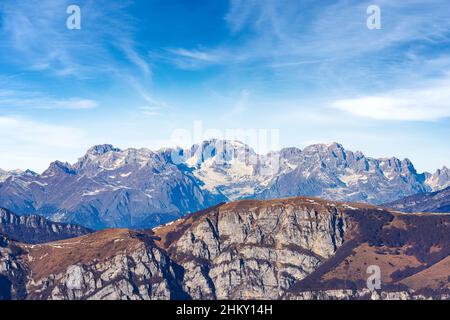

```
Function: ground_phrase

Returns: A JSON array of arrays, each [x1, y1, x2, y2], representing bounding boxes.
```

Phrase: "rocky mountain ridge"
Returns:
[[385, 186, 450, 213], [0, 208, 92, 244], [0, 144, 226, 229], [0, 198, 448, 300], [0, 140, 448, 229]]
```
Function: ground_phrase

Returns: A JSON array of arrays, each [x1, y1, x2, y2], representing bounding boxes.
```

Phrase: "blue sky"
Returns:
[[0, 0, 450, 172]]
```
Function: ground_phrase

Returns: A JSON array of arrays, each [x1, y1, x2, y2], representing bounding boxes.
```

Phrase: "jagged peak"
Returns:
[[378, 157, 418, 174], [379, 156, 401, 163], [303, 142, 345, 153], [86, 144, 122, 156], [0, 168, 24, 175], [24, 169, 38, 176], [188, 139, 256, 160], [43, 161, 75, 175], [435, 166, 450, 174], [402, 158, 418, 174], [401, 158, 414, 165], [279, 147, 302, 157], [192, 139, 252, 151], [327, 142, 345, 149]]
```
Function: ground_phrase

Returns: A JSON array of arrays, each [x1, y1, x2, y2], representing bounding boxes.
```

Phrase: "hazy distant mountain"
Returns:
[[424, 167, 450, 191], [385, 186, 450, 213], [255, 142, 432, 204], [0, 207, 91, 244], [0, 140, 448, 229], [0, 144, 226, 229], [0, 169, 35, 183]]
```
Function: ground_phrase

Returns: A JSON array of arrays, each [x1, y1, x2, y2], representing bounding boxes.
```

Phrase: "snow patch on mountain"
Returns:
[[0, 140, 449, 229], [425, 166, 450, 191]]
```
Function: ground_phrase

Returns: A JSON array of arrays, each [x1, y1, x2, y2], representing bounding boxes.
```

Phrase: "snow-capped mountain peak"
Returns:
[[426, 166, 450, 191], [86, 144, 122, 156], [183, 140, 266, 199], [0, 140, 449, 229], [0, 168, 31, 182]]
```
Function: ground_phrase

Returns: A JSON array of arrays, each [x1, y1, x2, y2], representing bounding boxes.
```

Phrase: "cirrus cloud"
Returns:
[[332, 78, 450, 121], [0, 89, 97, 110], [0, 116, 90, 172]]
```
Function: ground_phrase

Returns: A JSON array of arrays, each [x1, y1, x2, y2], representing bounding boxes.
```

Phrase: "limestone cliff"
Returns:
[[0, 197, 448, 300]]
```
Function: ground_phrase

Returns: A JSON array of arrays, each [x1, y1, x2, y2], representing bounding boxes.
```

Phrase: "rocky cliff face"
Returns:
[[0, 234, 28, 300], [0, 198, 448, 300], [153, 199, 346, 299], [0, 141, 448, 230], [0, 230, 182, 300], [0, 208, 92, 244], [23, 229, 189, 300]]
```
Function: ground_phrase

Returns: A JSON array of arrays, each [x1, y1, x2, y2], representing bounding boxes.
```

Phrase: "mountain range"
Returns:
[[386, 186, 450, 213], [0, 208, 91, 244], [0, 198, 448, 300], [0, 140, 449, 229]]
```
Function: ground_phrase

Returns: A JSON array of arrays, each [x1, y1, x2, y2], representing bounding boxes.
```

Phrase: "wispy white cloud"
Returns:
[[169, 48, 222, 62], [162, 48, 228, 70], [0, 0, 148, 79], [121, 42, 152, 77], [223, 89, 250, 119], [139, 106, 161, 117], [0, 116, 86, 147], [126, 76, 171, 116], [47, 99, 97, 110], [224, 0, 450, 58], [0, 90, 97, 110], [225, 0, 259, 33], [332, 77, 450, 121], [164, 0, 450, 79], [0, 0, 157, 120], [0, 116, 89, 171]]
